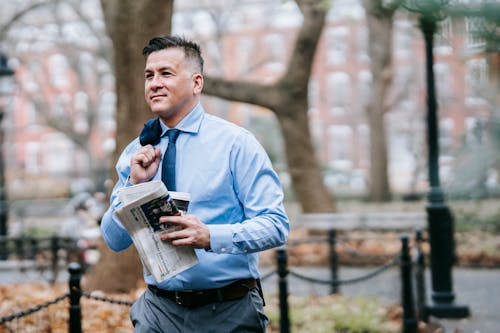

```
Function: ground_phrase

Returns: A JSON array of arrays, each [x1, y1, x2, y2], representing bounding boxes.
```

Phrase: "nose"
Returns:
[[148, 73, 162, 90]]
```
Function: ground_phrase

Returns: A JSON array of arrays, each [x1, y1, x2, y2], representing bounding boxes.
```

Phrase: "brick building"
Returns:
[[3, 0, 496, 201], [175, 0, 496, 195]]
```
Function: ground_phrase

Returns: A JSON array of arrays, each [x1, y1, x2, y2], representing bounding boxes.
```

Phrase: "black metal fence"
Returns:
[[0, 230, 427, 333], [0, 263, 133, 333], [260, 231, 424, 333]]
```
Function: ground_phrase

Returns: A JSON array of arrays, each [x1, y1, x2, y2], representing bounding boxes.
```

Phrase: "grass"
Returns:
[[265, 294, 400, 333], [450, 200, 500, 233]]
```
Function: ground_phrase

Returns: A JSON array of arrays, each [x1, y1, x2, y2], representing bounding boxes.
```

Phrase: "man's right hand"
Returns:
[[129, 145, 162, 184]]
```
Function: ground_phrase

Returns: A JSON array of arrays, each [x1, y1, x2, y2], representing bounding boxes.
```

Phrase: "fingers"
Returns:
[[159, 215, 188, 226], [132, 145, 161, 167], [159, 215, 210, 249], [129, 146, 161, 184], [163, 230, 195, 246]]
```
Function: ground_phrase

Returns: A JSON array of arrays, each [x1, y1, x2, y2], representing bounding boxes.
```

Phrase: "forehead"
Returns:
[[145, 48, 186, 70]]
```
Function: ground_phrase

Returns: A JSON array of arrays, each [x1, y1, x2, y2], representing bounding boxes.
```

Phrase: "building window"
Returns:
[[465, 58, 488, 105], [236, 37, 256, 72], [465, 117, 485, 145], [328, 0, 364, 22], [326, 26, 349, 65], [74, 91, 89, 134], [25, 142, 41, 174], [26, 102, 38, 126], [439, 117, 455, 155], [394, 20, 413, 59], [328, 125, 353, 170], [435, 17, 453, 54], [264, 33, 286, 63], [465, 17, 486, 50], [434, 63, 453, 106], [49, 54, 69, 89], [357, 70, 372, 110], [357, 124, 370, 167], [204, 39, 223, 75], [327, 72, 351, 116], [357, 26, 369, 62], [53, 93, 71, 117], [99, 91, 116, 119], [43, 133, 73, 175]]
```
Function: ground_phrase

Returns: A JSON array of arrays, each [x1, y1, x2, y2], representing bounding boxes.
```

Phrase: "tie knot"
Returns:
[[166, 129, 181, 144]]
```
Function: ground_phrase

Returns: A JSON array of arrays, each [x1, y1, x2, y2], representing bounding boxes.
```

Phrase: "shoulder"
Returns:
[[202, 113, 267, 160], [202, 113, 255, 142]]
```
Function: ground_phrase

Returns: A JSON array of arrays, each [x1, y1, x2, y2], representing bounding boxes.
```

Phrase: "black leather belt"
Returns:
[[147, 278, 258, 308]]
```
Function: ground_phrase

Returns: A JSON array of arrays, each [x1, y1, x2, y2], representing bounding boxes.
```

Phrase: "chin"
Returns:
[[152, 109, 175, 120], [150, 104, 170, 115]]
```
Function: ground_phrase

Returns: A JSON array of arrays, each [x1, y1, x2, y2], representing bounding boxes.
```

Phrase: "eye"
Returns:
[[145, 72, 153, 79], [162, 71, 172, 76]]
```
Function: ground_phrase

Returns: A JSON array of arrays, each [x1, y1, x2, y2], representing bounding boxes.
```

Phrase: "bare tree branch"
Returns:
[[203, 77, 279, 110], [0, 1, 52, 41]]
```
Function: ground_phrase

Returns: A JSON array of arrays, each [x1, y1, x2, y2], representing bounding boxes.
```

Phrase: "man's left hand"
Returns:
[[159, 215, 211, 249]]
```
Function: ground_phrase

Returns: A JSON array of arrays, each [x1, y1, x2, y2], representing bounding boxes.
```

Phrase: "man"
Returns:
[[100, 35, 289, 332]]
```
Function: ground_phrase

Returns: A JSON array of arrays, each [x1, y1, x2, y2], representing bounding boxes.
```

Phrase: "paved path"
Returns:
[[260, 266, 499, 333]]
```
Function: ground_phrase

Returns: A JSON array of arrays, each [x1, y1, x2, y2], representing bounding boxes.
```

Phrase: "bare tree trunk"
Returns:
[[100, 0, 174, 162], [84, 240, 144, 293], [86, 0, 174, 292], [277, 102, 332, 212], [363, 0, 397, 202]]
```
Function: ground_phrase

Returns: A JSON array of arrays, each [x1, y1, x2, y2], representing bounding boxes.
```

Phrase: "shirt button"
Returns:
[[244, 249, 248, 253], [221, 248, 226, 253]]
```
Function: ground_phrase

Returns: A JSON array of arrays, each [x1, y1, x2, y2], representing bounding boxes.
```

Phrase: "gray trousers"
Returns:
[[130, 287, 268, 333]]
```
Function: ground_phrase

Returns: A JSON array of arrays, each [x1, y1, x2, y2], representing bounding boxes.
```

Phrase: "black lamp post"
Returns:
[[0, 52, 14, 260], [402, 0, 470, 319]]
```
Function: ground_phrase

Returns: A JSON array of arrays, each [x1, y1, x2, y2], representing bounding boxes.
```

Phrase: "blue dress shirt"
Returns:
[[100, 103, 290, 290]]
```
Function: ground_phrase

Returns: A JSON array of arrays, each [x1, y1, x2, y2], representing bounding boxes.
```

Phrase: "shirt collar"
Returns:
[[159, 102, 204, 136]]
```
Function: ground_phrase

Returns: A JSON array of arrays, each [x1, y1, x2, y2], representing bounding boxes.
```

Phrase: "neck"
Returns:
[[159, 99, 199, 128]]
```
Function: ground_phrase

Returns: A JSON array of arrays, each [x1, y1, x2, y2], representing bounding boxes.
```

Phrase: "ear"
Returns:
[[192, 73, 204, 94]]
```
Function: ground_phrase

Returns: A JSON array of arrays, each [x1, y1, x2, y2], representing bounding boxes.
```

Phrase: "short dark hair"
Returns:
[[142, 35, 204, 73]]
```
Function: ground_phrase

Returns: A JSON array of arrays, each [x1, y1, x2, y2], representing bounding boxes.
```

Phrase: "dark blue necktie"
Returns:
[[162, 129, 181, 191]]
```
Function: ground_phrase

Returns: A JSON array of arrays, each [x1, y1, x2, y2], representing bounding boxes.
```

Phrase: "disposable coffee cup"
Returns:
[[169, 191, 190, 214]]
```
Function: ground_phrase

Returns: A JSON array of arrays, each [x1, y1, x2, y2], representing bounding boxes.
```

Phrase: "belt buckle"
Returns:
[[175, 291, 182, 305]]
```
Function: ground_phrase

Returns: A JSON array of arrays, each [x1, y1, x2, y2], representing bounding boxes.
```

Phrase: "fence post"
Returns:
[[414, 229, 428, 322], [50, 236, 59, 283], [328, 229, 339, 294], [15, 237, 24, 260], [276, 246, 290, 333], [0, 235, 6, 260], [68, 262, 82, 333], [29, 236, 38, 260], [401, 235, 418, 333]]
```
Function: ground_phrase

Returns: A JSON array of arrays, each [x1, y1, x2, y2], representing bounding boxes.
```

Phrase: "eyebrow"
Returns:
[[144, 66, 175, 74]]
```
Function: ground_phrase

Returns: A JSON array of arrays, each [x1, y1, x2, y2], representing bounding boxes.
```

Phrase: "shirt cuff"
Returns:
[[207, 224, 233, 254]]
